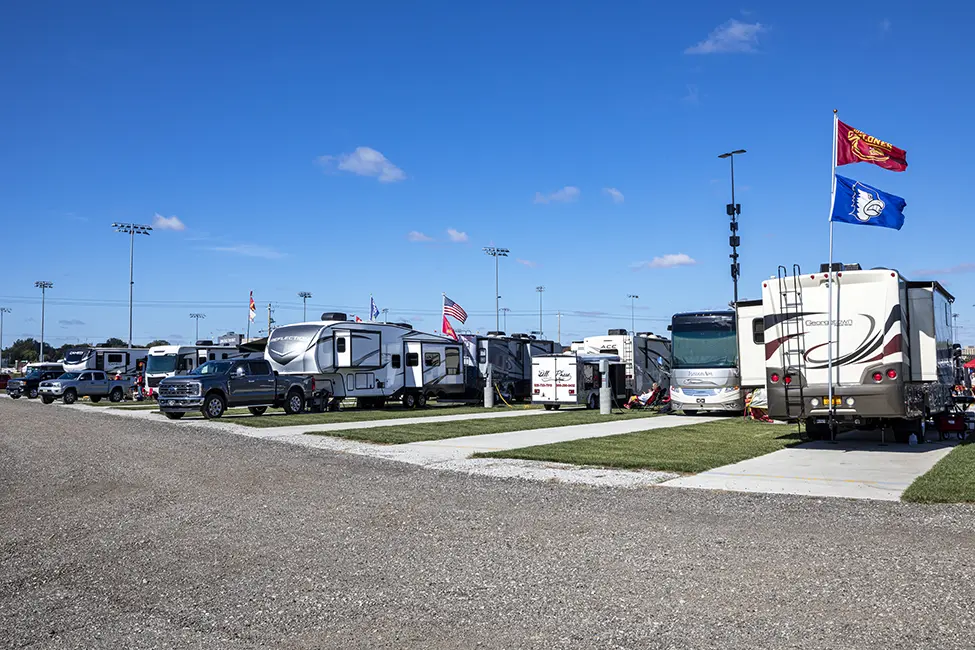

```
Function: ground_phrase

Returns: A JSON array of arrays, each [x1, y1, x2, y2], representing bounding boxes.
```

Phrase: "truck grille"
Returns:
[[159, 382, 200, 397]]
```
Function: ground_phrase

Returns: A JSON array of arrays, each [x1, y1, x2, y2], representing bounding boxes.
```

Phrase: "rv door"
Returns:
[[404, 341, 422, 388], [335, 330, 352, 367]]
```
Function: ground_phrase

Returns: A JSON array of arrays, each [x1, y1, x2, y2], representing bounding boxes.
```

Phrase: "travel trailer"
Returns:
[[62, 347, 148, 376], [668, 303, 765, 414], [144, 343, 239, 390], [763, 264, 960, 440], [265, 313, 465, 408], [531, 353, 627, 410], [459, 332, 557, 402], [581, 330, 671, 396]]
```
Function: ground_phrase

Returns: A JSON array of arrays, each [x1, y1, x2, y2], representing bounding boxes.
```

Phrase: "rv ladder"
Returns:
[[776, 264, 807, 429]]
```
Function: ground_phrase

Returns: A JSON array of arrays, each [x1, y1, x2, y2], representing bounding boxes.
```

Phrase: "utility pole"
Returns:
[[34, 281, 53, 361], [718, 150, 746, 305], [0, 307, 10, 368], [298, 291, 312, 321], [381, 308, 389, 323], [267, 303, 274, 337], [189, 313, 206, 342], [112, 222, 152, 348], [557, 311, 562, 347], [500, 307, 511, 332], [627, 294, 639, 334], [482, 246, 509, 331], [536, 286, 545, 338]]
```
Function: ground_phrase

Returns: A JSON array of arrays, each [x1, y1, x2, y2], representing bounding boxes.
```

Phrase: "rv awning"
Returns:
[[238, 337, 267, 353]]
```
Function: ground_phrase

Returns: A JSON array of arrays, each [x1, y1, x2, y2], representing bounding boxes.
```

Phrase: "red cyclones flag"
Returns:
[[836, 120, 907, 172], [442, 315, 458, 341]]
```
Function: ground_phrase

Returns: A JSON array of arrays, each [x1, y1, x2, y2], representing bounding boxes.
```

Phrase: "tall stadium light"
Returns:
[[500, 307, 511, 332], [718, 149, 746, 305], [34, 281, 53, 361], [483, 246, 509, 331], [298, 291, 313, 321], [0, 307, 10, 368], [536, 286, 545, 338], [189, 313, 206, 342], [627, 294, 640, 334], [112, 222, 152, 347]]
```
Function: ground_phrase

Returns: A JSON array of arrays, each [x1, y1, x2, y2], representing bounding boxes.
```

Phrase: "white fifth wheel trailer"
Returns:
[[582, 330, 671, 396], [266, 313, 465, 408], [531, 353, 627, 410], [144, 343, 239, 392], [762, 264, 959, 440], [62, 347, 148, 376]]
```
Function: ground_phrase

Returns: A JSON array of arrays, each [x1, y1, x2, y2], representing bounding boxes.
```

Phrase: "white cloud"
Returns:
[[632, 253, 697, 269], [318, 146, 406, 183], [407, 231, 434, 242], [209, 244, 285, 260], [153, 213, 186, 231], [603, 187, 625, 204], [685, 19, 766, 54], [446, 228, 469, 243], [516, 259, 538, 268], [534, 186, 580, 204]]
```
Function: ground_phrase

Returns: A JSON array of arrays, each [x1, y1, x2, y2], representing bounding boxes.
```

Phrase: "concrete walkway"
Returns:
[[662, 434, 960, 501]]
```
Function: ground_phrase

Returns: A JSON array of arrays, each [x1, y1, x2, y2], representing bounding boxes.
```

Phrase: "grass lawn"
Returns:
[[475, 419, 800, 474], [307, 409, 659, 444], [902, 442, 975, 503], [234, 403, 541, 429]]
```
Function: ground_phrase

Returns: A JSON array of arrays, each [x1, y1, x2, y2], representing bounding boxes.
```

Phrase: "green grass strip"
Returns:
[[902, 442, 975, 503], [234, 403, 540, 429]]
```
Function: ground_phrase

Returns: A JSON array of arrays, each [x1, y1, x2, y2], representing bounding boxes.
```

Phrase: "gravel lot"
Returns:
[[2, 398, 974, 649]]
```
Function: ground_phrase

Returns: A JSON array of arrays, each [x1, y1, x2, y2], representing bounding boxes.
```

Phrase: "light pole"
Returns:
[[112, 222, 152, 348], [298, 291, 313, 321], [536, 286, 545, 338], [190, 313, 206, 342], [500, 307, 511, 332], [381, 308, 389, 323], [627, 294, 639, 334], [483, 246, 509, 331], [34, 281, 53, 361], [0, 307, 10, 368], [718, 149, 746, 305]]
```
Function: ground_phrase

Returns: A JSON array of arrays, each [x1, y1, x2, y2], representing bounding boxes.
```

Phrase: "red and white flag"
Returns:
[[836, 120, 907, 172], [249, 291, 256, 322]]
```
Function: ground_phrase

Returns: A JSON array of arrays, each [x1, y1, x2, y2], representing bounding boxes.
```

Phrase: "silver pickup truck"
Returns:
[[38, 370, 130, 404]]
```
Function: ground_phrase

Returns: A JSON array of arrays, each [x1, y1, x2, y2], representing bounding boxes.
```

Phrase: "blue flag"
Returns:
[[370, 296, 380, 321], [831, 174, 906, 231]]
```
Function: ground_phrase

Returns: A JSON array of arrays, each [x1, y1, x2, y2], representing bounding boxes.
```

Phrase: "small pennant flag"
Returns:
[[442, 315, 459, 340], [249, 291, 256, 322]]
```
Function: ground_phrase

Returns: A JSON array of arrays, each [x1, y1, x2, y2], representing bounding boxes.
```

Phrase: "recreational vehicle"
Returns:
[[581, 330, 671, 396], [62, 347, 148, 376], [265, 313, 465, 408], [531, 353, 627, 410], [668, 302, 765, 414], [145, 343, 239, 390], [763, 264, 960, 440], [459, 332, 557, 402]]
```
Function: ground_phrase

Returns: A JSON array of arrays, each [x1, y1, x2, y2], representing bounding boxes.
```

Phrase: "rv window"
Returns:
[[209, 353, 216, 361], [445, 348, 460, 375], [336, 338, 346, 353], [107, 353, 123, 364], [478, 349, 486, 364], [392, 354, 401, 369], [425, 352, 441, 367], [221, 353, 229, 359], [406, 352, 419, 367], [752, 318, 765, 344]]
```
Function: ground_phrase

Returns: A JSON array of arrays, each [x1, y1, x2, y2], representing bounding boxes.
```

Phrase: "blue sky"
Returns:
[[2, 1, 973, 347]]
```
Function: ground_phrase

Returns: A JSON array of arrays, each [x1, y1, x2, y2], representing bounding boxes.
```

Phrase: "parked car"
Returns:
[[156, 358, 319, 420], [6, 364, 65, 399], [38, 370, 130, 404]]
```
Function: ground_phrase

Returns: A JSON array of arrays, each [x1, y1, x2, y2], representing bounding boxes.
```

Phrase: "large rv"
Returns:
[[62, 347, 148, 376], [763, 264, 959, 440], [531, 353, 627, 410], [581, 330, 671, 396], [668, 302, 765, 414], [145, 343, 239, 390], [266, 313, 465, 408], [459, 332, 557, 402]]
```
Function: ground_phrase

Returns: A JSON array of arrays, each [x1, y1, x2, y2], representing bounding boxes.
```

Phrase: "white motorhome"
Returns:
[[582, 330, 671, 396], [762, 264, 958, 440], [62, 347, 148, 376], [459, 332, 557, 402], [145, 343, 239, 391], [265, 313, 465, 408], [531, 353, 627, 410]]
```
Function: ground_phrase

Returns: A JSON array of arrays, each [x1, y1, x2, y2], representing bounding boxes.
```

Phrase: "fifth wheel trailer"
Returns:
[[459, 332, 557, 402], [762, 264, 959, 440]]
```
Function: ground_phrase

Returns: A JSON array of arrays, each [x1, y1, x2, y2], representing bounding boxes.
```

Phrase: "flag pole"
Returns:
[[827, 109, 838, 432], [441, 292, 446, 335]]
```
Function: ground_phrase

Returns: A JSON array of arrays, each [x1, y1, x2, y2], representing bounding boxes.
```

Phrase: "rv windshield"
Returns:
[[190, 360, 233, 375], [64, 349, 90, 365], [146, 354, 178, 374], [671, 318, 737, 369]]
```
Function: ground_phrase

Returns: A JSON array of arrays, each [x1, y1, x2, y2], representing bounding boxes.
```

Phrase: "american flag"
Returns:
[[443, 295, 467, 323]]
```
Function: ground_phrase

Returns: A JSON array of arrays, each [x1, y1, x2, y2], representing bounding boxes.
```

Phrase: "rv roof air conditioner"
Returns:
[[608, 328, 627, 336], [512, 333, 531, 340], [486, 331, 505, 337], [392, 322, 413, 329], [320, 312, 348, 321], [819, 262, 862, 272], [196, 340, 214, 346]]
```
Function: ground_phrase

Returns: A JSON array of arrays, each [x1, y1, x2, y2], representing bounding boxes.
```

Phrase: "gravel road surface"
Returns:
[[2, 398, 973, 649]]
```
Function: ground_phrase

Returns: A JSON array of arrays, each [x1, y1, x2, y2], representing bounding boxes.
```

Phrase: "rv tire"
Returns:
[[90, 396, 102, 403], [403, 392, 418, 409], [376, 397, 387, 409], [417, 392, 428, 408], [248, 406, 268, 416], [109, 387, 124, 403], [284, 389, 305, 415]]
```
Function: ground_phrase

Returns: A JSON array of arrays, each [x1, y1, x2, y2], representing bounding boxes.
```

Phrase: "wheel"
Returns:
[[10, 394, 19, 399], [62, 389, 77, 405], [804, 420, 829, 440], [202, 393, 226, 419], [587, 393, 598, 410], [90, 396, 102, 403], [164, 412, 184, 420], [41, 396, 55, 404], [403, 392, 418, 409], [543, 404, 561, 411], [417, 392, 428, 408], [109, 387, 124, 403], [375, 397, 387, 409], [248, 406, 268, 416], [28, 387, 39, 399], [284, 390, 304, 415]]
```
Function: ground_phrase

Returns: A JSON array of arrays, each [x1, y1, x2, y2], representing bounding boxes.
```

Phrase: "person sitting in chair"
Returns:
[[624, 382, 659, 409]]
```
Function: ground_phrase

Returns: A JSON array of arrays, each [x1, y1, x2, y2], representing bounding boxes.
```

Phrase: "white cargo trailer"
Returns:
[[531, 353, 627, 410]]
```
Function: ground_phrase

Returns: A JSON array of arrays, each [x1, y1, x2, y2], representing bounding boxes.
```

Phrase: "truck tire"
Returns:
[[164, 412, 184, 420], [202, 393, 226, 419], [28, 387, 39, 399], [109, 387, 124, 403], [90, 396, 102, 403], [403, 392, 417, 409], [248, 406, 268, 416], [544, 404, 561, 411], [10, 394, 19, 399], [62, 389, 77, 405], [41, 396, 55, 405], [417, 392, 428, 408], [284, 389, 304, 415]]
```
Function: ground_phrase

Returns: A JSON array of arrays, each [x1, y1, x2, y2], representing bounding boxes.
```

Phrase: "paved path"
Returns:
[[662, 434, 960, 501]]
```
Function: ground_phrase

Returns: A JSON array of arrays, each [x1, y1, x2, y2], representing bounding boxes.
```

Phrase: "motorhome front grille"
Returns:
[[147, 377, 161, 388], [159, 383, 201, 397]]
